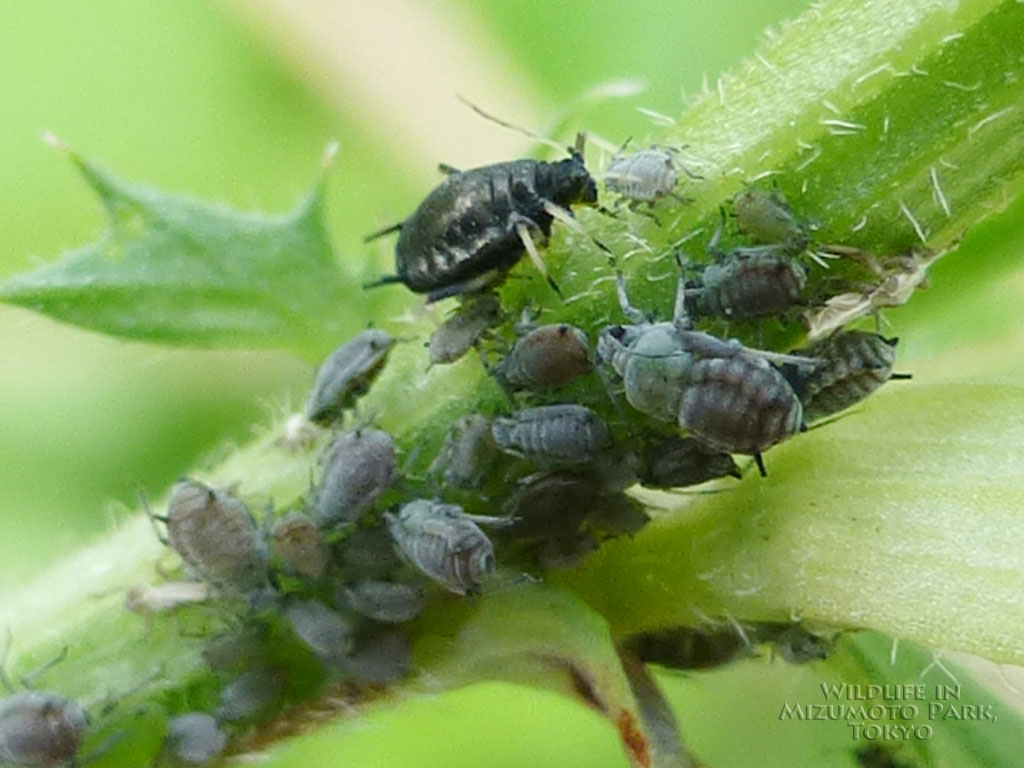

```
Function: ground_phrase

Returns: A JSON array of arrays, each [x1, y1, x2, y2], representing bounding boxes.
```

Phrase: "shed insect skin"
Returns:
[[782, 330, 910, 420], [491, 404, 611, 465], [269, 512, 328, 581], [385, 499, 504, 595], [604, 148, 681, 204], [428, 293, 502, 366], [492, 323, 592, 392], [146, 479, 269, 591], [314, 428, 397, 529], [597, 262, 812, 476], [429, 414, 499, 490], [363, 134, 599, 302], [163, 712, 226, 767], [306, 329, 395, 426]]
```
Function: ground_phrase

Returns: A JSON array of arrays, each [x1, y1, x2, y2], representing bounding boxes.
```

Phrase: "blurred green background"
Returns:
[[3, 1, 1024, 766]]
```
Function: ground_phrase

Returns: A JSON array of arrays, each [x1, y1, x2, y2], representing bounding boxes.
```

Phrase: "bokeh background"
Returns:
[[3, 1, 1024, 766]]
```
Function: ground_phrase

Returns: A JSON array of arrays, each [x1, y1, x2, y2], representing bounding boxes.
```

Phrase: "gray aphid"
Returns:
[[270, 512, 328, 581], [597, 267, 813, 475], [216, 668, 285, 724], [491, 404, 610, 465], [428, 414, 498, 489], [338, 630, 411, 684], [428, 293, 502, 365], [787, 331, 906, 420], [315, 428, 396, 528], [0, 691, 87, 768], [493, 323, 591, 391], [306, 329, 395, 425], [151, 479, 269, 591], [640, 435, 741, 489], [604, 148, 680, 203], [283, 599, 354, 659], [385, 500, 501, 595], [164, 713, 226, 766], [340, 581, 425, 624]]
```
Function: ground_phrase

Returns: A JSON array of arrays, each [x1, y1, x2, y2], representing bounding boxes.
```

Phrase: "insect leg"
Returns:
[[139, 490, 170, 545], [890, 373, 914, 380], [363, 221, 404, 243], [513, 217, 563, 299], [672, 251, 692, 330], [614, 271, 648, 324], [20, 646, 69, 690], [542, 200, 612, 255], [437, 163, 461, 176], [0, 629, 13, 693], [425, 269, 505, 303], [753, 452, 768, 477]]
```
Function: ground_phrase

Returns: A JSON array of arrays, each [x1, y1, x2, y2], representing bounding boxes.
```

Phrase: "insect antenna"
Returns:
[[456, 95, 569, 155], [363, 274, 405, 291], [363, 221, 404, 243]]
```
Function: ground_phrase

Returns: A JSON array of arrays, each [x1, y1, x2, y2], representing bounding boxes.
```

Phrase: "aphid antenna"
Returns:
[[363, 221, 404, 243], [455, 95, 568, 155], [139, 489, 169, 545], [612, 271, 648, 324], [19, 646, 69, 690]]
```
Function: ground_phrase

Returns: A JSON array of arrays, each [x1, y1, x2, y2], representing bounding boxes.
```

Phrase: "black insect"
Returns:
[[783, 330, 911, 420], [364, 133, 599, 302]]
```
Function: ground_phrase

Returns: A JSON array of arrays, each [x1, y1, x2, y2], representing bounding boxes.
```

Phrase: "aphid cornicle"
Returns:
[[492, 323, 591, 391], [783, 330, 909, 420], [429, 414, 499, 490], [306, 329, 395, 425], [148, 479, 269, 591], [385, 499, 503, 595], [428, 293, 502, 366], [164, 712, 226, 767], [597, 264, 814, 475], [314, 428, 397, 528], [491, 404, 611, 465], [270, 512, 328, 581], [364, 133, 599, 302]]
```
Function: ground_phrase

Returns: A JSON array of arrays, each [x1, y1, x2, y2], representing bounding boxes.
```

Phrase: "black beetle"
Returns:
[[364, 133, 600, 302]]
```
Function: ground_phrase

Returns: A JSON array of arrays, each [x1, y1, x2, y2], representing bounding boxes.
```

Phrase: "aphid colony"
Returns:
[[18, 135, 915, 766]]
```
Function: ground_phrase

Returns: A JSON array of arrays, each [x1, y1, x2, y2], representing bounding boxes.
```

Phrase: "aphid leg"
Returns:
[[139, 491, 169, 545], [0, 629, 14, 693], [596, 364, 627, 418], [541, 200, 612, 255], [437, 163, 461, 176], [425, 269, 504, 303], [614, 271, 648, 324], [753, 453, 768, 477], [672, 251, 693, 330], [513, 217, 563, 299], [707, 207, 728, 258], [462, 513, 517, 528], [363, 221, 404, 243], [627, 199, 662, 226], [20, 646, 69, 690]]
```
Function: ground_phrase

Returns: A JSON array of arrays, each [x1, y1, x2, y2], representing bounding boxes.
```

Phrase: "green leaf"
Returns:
[[0, 139, 351, 359], [558, 378, 1024, 663]]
